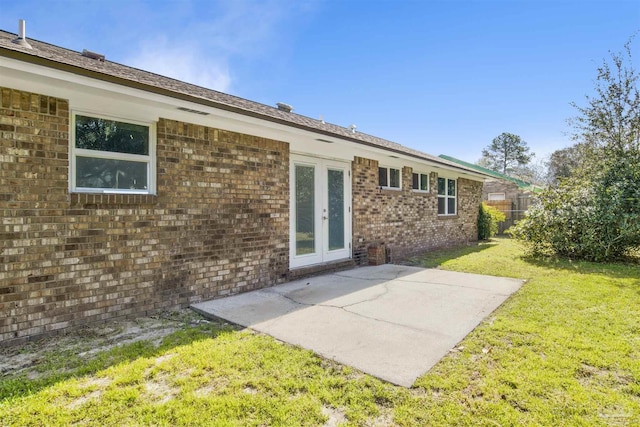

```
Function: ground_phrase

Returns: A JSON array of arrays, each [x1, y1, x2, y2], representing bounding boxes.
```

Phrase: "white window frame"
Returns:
[[411, 171, 429, 192], [438, 177, 457, 216], [488, 192, 506, 201], [379, 166, 401, 190], [70, 111, 156, 195]]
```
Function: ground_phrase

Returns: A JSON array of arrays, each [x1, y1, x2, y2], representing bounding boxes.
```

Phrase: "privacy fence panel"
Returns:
[[486, 194, 532, 235]]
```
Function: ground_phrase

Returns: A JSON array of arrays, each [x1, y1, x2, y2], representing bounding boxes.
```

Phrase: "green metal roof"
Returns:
[[438, 155, 533, 189]]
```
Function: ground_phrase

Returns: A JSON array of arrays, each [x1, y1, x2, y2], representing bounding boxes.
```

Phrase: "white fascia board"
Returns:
[[1, 57, 486, 179], [400, 157, 485, 181], [433, 166, 486, 181], [371, 150, 486, 182], [0, 57, 351, 160]]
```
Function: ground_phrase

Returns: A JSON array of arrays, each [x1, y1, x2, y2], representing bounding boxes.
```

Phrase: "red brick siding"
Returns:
[[352, 156, 482, 263], [1, 87, 289, 345]]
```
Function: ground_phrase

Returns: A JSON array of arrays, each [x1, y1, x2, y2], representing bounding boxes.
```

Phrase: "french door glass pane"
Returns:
[[328, 169, 345, 251], [295, 165, 315, 255]]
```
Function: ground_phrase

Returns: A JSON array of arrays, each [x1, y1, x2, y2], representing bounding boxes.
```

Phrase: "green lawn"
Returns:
[[1, 238, 639, 426]]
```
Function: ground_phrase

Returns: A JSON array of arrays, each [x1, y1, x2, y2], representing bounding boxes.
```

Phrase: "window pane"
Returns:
[[390, 168, 400, 188], [420, 174, 428, 191], [76, 115, 149, 155], [378, 167, 388, 187], [448, 179, 456, 196], [295, 165, 315, 255], [328, 169, 345, 251], [438, 177, 445, 195], [76, 157, 148, 189], [448, 197, 456, 215], [412, 173, 419, 190], [438, 197, 446, 215]]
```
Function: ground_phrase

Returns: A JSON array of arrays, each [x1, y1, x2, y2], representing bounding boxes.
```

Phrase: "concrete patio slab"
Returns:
[[192, 264, 524, 387]]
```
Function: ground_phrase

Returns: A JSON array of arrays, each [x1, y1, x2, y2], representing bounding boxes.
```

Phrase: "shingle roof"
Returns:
[[0, 29, 485, 176]]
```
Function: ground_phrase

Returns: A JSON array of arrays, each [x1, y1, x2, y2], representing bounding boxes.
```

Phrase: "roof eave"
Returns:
[[1, 45, 485, 177]]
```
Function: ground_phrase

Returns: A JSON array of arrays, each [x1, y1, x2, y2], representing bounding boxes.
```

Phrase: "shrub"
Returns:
[[478, 203, 506, 240], [509, 152, 640, 261], [510, 41, 640, 262]]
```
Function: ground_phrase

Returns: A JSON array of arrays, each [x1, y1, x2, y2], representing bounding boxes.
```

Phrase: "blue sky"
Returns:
[[1, 0, 638, 164]]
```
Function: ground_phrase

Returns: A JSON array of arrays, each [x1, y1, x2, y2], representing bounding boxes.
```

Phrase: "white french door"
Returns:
[[290, 155, 351, 268]]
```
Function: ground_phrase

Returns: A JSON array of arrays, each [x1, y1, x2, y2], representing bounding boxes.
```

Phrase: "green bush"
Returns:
[[478, 203, 506, 240], [509, 152, 640, 261]]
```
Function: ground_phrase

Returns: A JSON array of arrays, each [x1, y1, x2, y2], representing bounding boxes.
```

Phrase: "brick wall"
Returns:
[[0, 87, 289, 345], [352, 156, 482, 264]]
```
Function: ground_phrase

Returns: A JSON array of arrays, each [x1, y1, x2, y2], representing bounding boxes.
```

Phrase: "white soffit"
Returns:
[[0, 56, 486, 180]]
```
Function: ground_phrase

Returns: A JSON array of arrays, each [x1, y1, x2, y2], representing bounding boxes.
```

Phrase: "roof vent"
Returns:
[[82, 49, 105, 62], [12, 19, 33, 49], [349, 124, 357, 133], [276, 102, 293, 113], [177, 106, 210, 116]]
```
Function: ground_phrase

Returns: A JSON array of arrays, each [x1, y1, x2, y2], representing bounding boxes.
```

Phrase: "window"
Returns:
[[412, 172, 429, 192], [71, 113, 155, 194], [437, 177, 456, 215], [378, 167, 401, 189], [488, 192, 506, 201]]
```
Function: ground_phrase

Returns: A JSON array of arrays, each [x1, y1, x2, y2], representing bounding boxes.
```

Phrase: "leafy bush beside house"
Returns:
[[477, 202, 506, 240], [509, 152, 640, 261], [510, 39, 640, 262]]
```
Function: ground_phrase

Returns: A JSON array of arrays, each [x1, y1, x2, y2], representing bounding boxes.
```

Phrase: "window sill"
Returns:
[[70, 193, 158, 207], [411, 190, 430, 194], [437, 214, 459, 219]]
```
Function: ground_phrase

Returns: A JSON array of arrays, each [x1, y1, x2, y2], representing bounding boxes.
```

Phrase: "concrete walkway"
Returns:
[[191, 264, 524, 387]]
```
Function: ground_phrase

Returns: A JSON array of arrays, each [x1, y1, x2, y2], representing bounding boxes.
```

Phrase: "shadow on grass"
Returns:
[[400, 240, 498, 268], [402, 237, 640, 289], [0, 320, 239, 402], [520, 251, 640, 280]]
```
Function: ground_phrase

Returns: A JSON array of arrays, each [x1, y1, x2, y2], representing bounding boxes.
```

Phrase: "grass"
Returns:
[[0, 321, 228, 401], [1, 238, 639, 426]]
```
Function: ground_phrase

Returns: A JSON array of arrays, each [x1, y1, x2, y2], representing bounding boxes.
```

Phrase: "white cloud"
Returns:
[[192, 0, 294, 57], [123, 0, 317, 92], [127, 38, 232, 92]]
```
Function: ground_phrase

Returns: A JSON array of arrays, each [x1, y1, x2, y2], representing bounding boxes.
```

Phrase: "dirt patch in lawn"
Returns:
[[0, 309, 226, 380]]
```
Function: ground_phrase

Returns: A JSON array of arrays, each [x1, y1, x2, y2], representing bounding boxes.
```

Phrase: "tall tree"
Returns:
[[510, 39, 640, 261], [545, 143, 588, 186], [570, 40, 640, 154], [510, 157, 547, 186], [481, 132, 532, 175]]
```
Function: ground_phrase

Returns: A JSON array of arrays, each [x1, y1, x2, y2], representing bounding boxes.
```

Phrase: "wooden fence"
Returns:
[[485, 194, 533, 234]]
